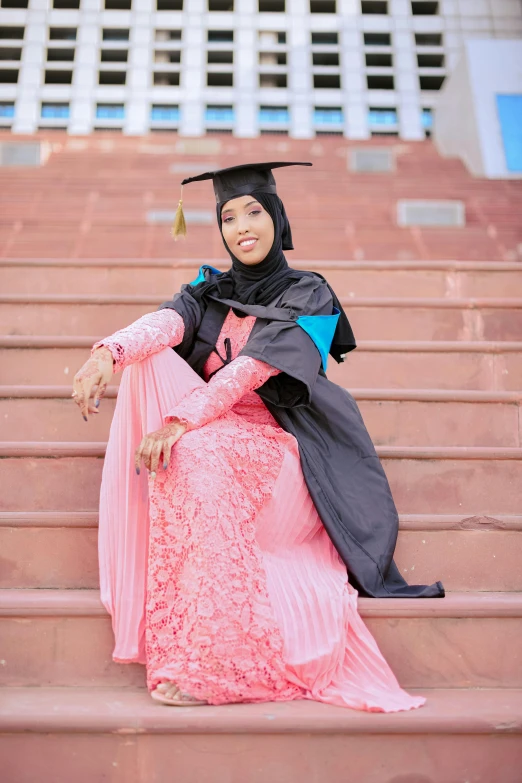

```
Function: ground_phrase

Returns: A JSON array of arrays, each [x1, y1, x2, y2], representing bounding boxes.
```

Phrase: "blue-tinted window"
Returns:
[[368, 107, 397, 125], [259, 106, 289, 123], [205, 105, 234, 121], [496, 94, 522, 173], [0, 102, 15, 118], [314, 107, 343, 124], [421, 107, 433, 129], [41, 103, 70, 119], [96, 103, 125, 119], [151, 105, 179, 121]]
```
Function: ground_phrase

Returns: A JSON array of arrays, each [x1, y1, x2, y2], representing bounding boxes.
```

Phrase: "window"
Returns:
[[415, 33, 442, 46], [259, 52, 286, 65], [368, 106, 397, 125], [314, 74, 340, 88], [259, 105, 289, 123], [44, 70, 73, 84], [153, 72, 180, 85], [99, 71, 126, 84], [367, 74, 394, 89], [361, 1, 387, 13], [411, 2, 438, 14], [0, 48, 22, 60], [259, 0, 285, 9], [151, 104, 180, 121], [101, 49, 128, 62], [205, 105, 234, 121], [312, 52, 339, 66], [105, 0, 131, 8], [364, 33, 390, 46], [41, 103, 70, 119], [155, 30, 182, 42], [259, 73, 287, 88], [365, 53, 392, 67], [50, 28, 77, 41], [208, 51, 233, 64], [103, 29, 130, 41], [311, 32, 338, 45], [421, 107, 433, 129], [258, 31, 286, 45], [47, 48, 75, 61], [52, 0, 80, 7], [154, 49, 180, 63], [314, 106, 343, 124], [419, 74, 445, 90], [310, 1, 336, 12], [207, 72, 233, 86], [157, 0, 183, 8], [417, 53, 444, 68], [0, 102, 15, 117], [0, 27, 25, 39], [1, 0, 28, 6], [209, 0, 234, 8], [208, 30, 234, 42], [96, 103, 125, 119], [0, 69, 18, 82]]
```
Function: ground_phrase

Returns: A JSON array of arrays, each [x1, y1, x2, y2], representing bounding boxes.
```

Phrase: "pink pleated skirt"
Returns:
[[99, 347, 425, 712]]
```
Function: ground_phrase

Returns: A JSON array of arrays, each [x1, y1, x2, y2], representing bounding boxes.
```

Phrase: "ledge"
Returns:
[[2, 336, 522, 353], [2, 442, 521, 460], [0, 687, 521, 735], [2, 512, 521, 531], [1, 589, 521, 619]]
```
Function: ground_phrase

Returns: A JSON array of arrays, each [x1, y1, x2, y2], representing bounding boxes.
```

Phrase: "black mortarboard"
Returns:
[[171, 161, 312, 240]]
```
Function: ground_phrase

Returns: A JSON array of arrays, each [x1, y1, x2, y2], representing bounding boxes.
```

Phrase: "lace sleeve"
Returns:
[[92, 309, 185, 373], [165, 356, 280, 431]]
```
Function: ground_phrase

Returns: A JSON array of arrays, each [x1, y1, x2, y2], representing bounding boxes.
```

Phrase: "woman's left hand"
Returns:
[[134, 421, 187, 476]]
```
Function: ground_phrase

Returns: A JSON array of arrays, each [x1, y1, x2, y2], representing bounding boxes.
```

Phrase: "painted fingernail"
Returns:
[[136, 467, 140, 475], [83, 415, 88, 422], [95, 400, 100, 408], [163, 461, 168, 470], [150, 471, 157, 480]]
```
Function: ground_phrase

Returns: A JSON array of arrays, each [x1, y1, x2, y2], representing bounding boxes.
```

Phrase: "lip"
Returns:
[[237, 237, 258, 252]]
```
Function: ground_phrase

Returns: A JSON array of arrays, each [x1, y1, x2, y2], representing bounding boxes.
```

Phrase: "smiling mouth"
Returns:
[[238, 239, 257, 248]]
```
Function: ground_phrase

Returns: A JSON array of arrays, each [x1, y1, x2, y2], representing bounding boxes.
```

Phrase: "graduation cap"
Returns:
[[171, 161, 312, 241]]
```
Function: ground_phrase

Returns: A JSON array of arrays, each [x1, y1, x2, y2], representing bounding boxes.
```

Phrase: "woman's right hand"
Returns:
[[72, 347, 114, 420]]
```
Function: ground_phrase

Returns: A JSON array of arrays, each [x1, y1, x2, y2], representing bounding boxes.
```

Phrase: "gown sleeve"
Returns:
[[92, 309, 185, 373], [164, 356, 280, 431]]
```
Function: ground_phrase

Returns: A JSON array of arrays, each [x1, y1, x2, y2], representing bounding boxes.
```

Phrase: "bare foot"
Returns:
[[152, 680, 207, 706]]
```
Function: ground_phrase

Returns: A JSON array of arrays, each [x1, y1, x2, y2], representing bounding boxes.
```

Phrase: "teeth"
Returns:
[[239, 239, 256, 247]]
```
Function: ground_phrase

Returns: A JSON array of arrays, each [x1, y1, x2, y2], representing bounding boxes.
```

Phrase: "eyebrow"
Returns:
[[221, 199, 260, 217]]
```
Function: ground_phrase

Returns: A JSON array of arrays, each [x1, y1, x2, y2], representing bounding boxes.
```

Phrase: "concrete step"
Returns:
[[2, 387, 521, 447], [3, 295, 522, 341], [1, 687, 521, 783], [1, 512, 520, 592], [1, 258, 521, 298], [1, 443, 520, 514], [1, 590, 521, 690], [3, 337, 522, 390]]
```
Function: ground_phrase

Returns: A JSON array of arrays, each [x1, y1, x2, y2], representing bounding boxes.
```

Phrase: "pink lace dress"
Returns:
[[95, 308, 425, 712]]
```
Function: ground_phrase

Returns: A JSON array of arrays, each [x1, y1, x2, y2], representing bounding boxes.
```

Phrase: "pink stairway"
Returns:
[[0, 133, 521, 782]]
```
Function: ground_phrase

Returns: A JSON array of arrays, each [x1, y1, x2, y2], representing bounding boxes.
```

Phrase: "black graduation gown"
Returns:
[[159, 272, 445, 599]]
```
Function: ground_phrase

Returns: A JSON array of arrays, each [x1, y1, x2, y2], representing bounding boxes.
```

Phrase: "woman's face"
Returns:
[[220, 195, 274, 266]]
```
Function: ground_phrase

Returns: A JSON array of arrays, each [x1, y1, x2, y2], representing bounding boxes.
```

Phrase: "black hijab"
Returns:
[[215, 190, 298, 305]]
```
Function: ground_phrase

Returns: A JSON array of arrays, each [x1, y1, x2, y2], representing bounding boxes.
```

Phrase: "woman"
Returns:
[[72, 161, 444, 711]]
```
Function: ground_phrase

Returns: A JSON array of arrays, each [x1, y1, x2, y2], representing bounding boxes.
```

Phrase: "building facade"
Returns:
[[1, 0, 521, 139]]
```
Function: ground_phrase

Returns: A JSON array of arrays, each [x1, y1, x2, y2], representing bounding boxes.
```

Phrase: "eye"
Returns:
[[250, 210, 261, 216]]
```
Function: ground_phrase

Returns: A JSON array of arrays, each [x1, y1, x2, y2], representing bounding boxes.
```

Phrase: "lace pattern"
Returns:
[[92, 309, 185, 372]]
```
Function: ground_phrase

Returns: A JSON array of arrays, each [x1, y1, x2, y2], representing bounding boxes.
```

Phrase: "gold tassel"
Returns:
[[171, 185, 187, 241]]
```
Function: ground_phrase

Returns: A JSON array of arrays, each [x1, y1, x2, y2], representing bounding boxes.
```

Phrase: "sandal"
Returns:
[[151, 686, 207, 707]]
